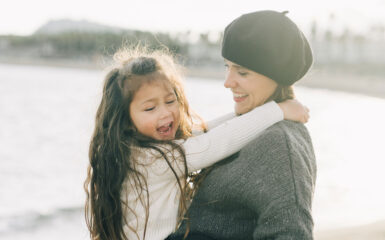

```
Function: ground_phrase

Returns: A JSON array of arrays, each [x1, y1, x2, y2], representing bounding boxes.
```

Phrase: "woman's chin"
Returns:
[[235, 101, 265, 115], [235, 104, 249, 115]]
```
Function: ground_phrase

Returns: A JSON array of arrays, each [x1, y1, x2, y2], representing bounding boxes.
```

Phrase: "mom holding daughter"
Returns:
[[169, 10, 316, 240], [84, 10, 316, 240]]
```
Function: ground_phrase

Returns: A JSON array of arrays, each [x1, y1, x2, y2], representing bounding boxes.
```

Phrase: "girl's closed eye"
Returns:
[[144, 106, 155, 112], [166, 99, 176, 104]]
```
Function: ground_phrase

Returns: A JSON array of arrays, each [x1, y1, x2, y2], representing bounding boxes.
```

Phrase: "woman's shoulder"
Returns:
[[233, 120, 316, 186], [239, 120, 315, 167], [263, 120, 309, 136], [253, 120, 312, 148]]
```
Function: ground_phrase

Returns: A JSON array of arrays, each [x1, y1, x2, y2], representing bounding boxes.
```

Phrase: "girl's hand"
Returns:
[[278, 99, 310, 123]]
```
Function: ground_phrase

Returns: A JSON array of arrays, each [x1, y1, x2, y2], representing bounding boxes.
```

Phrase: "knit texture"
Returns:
[[121, 102, 283, 240], [168, 120, 317, 240]]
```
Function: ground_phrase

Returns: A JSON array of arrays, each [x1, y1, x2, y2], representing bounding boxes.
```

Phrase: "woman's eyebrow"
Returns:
[[233, 65, 247, 71]]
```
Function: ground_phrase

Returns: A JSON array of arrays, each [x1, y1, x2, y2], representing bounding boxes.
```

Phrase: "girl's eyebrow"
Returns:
[[141, 92, 175, 105], [141, 98, 157, 105], [164, 92, 175, 98]]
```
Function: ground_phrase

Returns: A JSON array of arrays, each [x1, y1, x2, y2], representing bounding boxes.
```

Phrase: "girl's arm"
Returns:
[[206, 99, 309, 131], [206, 112, 236, 130], [145, 100, 308, 179], [183, 101, 283, 172], [183, 99, 308, 172], [192, 112, 236, 136]]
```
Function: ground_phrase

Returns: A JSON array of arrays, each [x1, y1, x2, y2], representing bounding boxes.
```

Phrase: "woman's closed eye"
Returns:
[[238, 71, 249, 76], [166, 99, 176, 104]]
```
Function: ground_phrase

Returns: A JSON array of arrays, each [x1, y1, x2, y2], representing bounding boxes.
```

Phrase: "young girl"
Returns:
[[84, 46, 309, 240]]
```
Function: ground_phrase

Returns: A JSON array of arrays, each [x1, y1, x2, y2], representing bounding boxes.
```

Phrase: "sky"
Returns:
[[1, 0, 385, 36]]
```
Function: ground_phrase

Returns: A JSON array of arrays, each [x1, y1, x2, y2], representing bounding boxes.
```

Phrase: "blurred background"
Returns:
[[1, 0, 384, 239]]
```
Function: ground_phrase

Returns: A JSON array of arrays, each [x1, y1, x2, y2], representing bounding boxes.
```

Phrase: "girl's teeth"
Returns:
[[158, 122, 173, 133], [158, 126, 170, 133]]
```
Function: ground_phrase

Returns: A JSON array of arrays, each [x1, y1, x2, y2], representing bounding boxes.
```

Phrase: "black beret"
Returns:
[[221, 10, 313, 86]]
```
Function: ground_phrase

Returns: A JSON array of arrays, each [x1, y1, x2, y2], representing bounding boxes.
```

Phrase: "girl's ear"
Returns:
[[131, 125, 138, 133], [126, 120, 138, 135], [124, 126, 137, 138]]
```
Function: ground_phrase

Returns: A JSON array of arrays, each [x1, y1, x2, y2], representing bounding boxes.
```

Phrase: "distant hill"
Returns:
[[34, 19, 128, 35]]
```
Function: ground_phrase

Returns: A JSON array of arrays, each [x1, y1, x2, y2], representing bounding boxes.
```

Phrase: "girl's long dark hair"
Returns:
[[84, 47, 204, 240]]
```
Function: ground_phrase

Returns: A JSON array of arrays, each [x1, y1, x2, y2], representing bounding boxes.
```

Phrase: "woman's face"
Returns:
[[224, 59, 278, 115]]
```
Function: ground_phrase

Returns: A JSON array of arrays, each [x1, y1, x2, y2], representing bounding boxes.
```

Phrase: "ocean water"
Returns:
[[1, 63, 385, 239]]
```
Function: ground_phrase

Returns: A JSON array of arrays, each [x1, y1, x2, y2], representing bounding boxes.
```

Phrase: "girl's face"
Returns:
[[224, 59, 277, 115], [129, 80, 181, 141]]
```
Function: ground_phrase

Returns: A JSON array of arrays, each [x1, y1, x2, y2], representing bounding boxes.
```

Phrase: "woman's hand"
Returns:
[[278, 99, 310, 123]]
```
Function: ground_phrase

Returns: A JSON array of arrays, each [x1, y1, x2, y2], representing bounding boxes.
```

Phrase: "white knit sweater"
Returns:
[[121, 101, 283, 240]]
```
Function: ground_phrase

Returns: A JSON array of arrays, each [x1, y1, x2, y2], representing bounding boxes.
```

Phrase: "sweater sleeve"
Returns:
[[144, 101, 283, 180], [253, 204, 314, 240], [183, 101, 283, 172], [206, 112, 236, 130], [167, 122, 316, 240], [246, 123, 316, 240]]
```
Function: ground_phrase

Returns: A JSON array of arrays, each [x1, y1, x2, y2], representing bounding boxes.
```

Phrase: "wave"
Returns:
[[0, 205, 84, 235]]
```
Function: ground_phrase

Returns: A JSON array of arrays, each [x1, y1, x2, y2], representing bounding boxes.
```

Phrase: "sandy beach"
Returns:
[[315, 220, 385, 240], [304, 66, 385, 239], [299, 66, 385, 100]]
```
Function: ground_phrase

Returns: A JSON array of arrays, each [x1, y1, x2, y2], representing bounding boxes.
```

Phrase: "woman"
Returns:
[[167, 10, 316, 240]]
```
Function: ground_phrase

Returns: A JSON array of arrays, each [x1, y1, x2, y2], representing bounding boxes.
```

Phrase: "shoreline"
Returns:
[[187, 66, 385, 100], [315, 220, 385, 240], [299, 67, 385, 99], [1, 58, 384, 99]]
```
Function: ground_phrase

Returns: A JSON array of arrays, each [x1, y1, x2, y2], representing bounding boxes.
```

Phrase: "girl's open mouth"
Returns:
[[157, 122, 174, 137]]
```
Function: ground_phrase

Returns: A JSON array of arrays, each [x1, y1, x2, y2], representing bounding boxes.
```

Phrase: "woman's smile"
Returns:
[[232, 92, 249, 103], [224, 60, 278, 114]]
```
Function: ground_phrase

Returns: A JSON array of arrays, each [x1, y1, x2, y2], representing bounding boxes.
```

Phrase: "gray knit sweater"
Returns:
[[168, 120, 317, 240]]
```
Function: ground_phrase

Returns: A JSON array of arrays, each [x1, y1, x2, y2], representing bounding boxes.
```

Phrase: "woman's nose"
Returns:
[[224, 72, 236, 88]]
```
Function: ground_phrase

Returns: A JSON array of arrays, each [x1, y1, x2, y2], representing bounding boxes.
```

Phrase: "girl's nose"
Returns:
[[159, 105, 172, 119]]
